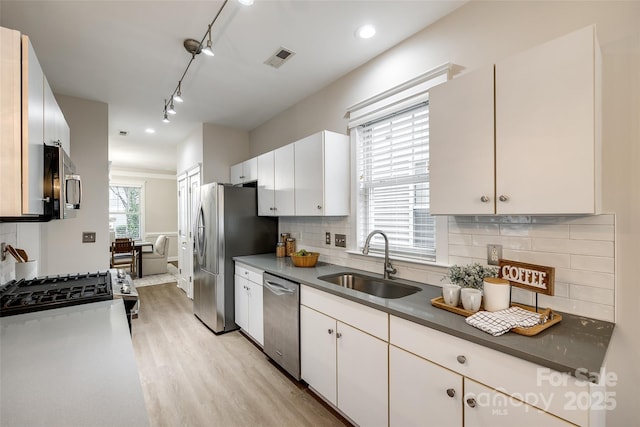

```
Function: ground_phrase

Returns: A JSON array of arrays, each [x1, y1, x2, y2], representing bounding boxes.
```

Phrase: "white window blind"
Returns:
[[357, 103, 436, 261]]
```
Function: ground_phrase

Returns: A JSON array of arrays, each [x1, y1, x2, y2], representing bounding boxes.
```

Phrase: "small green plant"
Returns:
[[443, 263, 498, 290]]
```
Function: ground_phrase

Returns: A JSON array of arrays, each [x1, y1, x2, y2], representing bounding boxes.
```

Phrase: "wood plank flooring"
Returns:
[[132, 283, 348, 427]]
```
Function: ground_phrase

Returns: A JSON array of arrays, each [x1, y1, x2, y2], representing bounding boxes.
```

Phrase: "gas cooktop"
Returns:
[[0, 271, 113, 317]]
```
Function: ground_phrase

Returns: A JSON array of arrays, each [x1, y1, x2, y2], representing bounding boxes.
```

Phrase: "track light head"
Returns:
[[238, 0, 254, 5], [174, 83, 184, 103], [163, 112, 170, 123], [167, 100, 176, 115], [202, 38, 214, 57]]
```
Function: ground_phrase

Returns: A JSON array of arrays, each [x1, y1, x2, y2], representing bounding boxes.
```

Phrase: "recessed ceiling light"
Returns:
[[238, 0, 254, 5], [356, 24, 376, 39], [145, 128, 156, 134]]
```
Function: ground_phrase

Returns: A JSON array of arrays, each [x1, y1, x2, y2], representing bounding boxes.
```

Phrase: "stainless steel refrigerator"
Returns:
[[193, 183, 277, 333]]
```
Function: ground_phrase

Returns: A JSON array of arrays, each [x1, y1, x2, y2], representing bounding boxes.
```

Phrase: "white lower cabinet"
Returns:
[[300, 305, 337, 405], [300, 286, 388, 427], [390, 315, 595, 427], [464, 379, 574, 427], [234, 263, 264, 346], [389, 345, 462, 427]]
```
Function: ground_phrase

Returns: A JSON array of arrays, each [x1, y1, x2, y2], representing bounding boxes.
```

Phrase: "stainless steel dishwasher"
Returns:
[[262, 272, 300, 380]]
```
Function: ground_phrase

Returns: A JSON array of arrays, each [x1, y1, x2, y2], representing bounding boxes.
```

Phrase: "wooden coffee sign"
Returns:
[[498, 259, 555, 296]]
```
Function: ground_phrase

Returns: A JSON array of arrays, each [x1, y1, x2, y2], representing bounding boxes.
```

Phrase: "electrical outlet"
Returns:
[[325, 232, 331, 245], [82, 232, 96, 243], [335, 234, 346, 248], [487, 244, 502, 266]]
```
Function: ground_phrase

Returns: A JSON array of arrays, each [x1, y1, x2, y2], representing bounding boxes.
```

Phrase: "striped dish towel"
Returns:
[[465, 307, 544, 336]]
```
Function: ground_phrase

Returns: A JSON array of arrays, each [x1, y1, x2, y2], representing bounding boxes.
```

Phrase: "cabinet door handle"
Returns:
[[457, 355, 466, 364], [466, 397, 477, 408], [317, 205, 322, 210], [480, 196, 490, 203], [446, 388, 456, 398], [499, 195, 509, 202], [336, 332, 342, 338], [327, 329, 334, 335]]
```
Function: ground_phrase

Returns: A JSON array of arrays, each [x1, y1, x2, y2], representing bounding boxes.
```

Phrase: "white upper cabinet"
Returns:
[[230, 156, 257, 185], [0, 27, 23, 217], [1, 29, 70, 218], [257, 145, 294, 216], [430, 64, 495, 215], [294, 130, 349, 216], [429, 25, 601, 215]]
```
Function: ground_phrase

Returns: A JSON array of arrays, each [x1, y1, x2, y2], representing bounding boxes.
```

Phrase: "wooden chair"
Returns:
[[110, 239, 136, 275]]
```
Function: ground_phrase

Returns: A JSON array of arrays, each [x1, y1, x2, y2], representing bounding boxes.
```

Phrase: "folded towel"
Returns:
[[466, 307, 545, 336]]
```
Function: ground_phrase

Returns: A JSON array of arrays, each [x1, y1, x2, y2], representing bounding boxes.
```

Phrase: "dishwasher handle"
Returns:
[[264, 279, 296, 296]]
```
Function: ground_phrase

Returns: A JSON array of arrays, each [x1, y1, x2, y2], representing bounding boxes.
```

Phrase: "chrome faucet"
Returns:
[[362, 230, 397, 279]]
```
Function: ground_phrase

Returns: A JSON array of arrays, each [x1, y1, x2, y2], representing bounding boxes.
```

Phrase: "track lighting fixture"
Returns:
[[173, 82, 184, 103], [167, 99, 177, 115], [162, 0, 253, 123], [201, 26, 215, 57]]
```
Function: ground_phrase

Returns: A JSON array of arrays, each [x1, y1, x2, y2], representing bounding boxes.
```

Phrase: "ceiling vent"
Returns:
[[264, 47, 295, 69]]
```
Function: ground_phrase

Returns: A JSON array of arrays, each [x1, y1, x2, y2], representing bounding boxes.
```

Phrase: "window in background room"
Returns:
[[109, 184, 144, 240], [357, 103, 437, 262]]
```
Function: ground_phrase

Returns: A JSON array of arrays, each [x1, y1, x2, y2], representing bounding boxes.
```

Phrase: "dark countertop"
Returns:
[[235, 253, 614, 379]]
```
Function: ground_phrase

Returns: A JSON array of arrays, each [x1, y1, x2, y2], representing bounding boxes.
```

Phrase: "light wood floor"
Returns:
[[132, 282, 348, 427]]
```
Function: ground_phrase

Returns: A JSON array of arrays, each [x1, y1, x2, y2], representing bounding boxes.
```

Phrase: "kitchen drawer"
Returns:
[[390, 315, 591, 426], [301, 285, 388, 341], [235, 263, 263, 285]]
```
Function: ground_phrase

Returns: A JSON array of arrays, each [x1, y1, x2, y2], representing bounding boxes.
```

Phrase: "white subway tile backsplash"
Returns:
[[567, 239, 614, 257], [502, 249, 571, 269], [570, 255, 615, 274], [570, 225, 615, 241], [555, 268, 615, 290], [530, 238, 570, 253], [282, 214, 615, 322], [569, 284, 615, 305]]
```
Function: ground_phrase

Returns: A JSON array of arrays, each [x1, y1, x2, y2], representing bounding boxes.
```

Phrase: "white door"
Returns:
[[464, 379, 574, 427], [177, 173, 189, 292], [176, 166, 200, 298], [337, 321, 389, 427], [186, 167, 200, 298], [300, 305, 337, 405], [389, 345, 462, 427]]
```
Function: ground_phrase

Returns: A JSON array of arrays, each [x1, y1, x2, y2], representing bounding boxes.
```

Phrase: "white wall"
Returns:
[[251, 2, 640, 425], [177, 125, 203, 175], [202, 123, 249, 184], [43, 95, 109, 274]]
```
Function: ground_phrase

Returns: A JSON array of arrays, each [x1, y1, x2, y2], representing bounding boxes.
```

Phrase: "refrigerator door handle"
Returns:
[[264, 280, 295, 296]]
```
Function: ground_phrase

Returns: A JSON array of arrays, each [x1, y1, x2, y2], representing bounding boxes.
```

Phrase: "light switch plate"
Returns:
[[325, 232, 331, 245], [82, 232, 96, 243]]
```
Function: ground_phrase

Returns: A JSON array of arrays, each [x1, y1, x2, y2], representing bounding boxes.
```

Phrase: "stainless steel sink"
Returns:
[[317, 272, 421, 299]]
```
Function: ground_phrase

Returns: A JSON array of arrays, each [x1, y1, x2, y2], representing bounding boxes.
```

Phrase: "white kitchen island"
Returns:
[[0, 299, 149, 427]]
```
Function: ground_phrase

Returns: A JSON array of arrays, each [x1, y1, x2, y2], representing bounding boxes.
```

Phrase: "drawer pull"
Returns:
[[499, 195, 509, 202], [457, 355, 467, 364], [480, 196, 490, 203], [446, 388, 456, 398], [327, 329, 334, 335], [466, 397, 477, 408], [336, 332, 342, 339]]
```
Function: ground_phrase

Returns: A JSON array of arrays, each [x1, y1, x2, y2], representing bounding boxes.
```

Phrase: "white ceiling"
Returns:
[[1, 0, 465, 172]]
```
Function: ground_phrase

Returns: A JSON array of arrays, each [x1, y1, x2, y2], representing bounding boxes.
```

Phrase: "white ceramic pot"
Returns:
[[442, 284, 461, 306], [483, 277, 511, 312], [461, 288, 482, 312]]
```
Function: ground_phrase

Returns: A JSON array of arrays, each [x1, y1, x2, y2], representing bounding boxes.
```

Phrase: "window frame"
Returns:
[[346, 63, 452, 266], [108, 182, 145, 241]]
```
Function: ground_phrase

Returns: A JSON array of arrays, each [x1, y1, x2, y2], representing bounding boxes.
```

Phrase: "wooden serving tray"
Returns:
[[431, 296, 562, 336]]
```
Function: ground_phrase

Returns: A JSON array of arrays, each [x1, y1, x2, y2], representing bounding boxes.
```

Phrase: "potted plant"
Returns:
[[443, 263, 498, 290]]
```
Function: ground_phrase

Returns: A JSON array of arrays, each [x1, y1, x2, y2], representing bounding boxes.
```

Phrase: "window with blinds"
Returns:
[[357, 102, 436, 261]]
